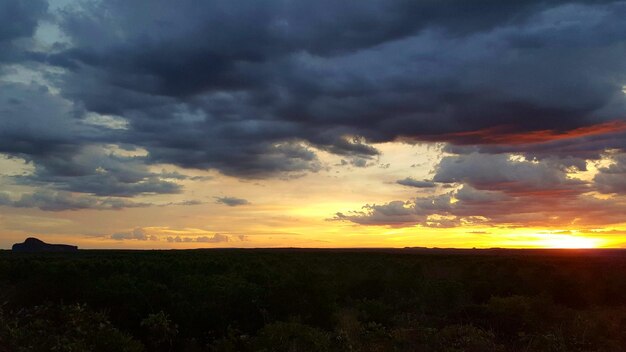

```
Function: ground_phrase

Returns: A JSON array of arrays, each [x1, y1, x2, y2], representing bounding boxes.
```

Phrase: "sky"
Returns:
[[1, 0, 626, 249]]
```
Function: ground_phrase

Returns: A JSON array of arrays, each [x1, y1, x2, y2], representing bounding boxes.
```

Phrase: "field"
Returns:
[[2, 248, 626, 351]]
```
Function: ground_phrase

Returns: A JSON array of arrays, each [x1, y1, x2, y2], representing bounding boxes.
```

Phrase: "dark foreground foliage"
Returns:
[[2, 249, 626, 351]]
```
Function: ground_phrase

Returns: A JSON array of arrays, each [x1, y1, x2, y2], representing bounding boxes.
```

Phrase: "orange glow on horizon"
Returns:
[[3, 142, 626, 250], [526, 234, 604, 249]]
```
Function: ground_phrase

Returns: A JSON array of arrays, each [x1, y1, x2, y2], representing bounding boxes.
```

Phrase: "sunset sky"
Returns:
[[1, 0, 626, 249]]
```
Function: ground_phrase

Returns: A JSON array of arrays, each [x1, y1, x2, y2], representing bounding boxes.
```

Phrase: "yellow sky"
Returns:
[[2, 142, 625, 249]]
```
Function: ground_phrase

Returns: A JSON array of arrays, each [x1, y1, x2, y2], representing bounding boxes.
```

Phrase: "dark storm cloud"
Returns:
[[50, 1, 555, 96], [0, 0, 46, 42], [0, 0, 47, 63], [26, 0, 623, 179], [215, 196, 250, 207], [2, 0, 626, 214]]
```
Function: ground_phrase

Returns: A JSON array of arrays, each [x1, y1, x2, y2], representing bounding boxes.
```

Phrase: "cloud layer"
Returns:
[[337, 152, 626, 229], [1, 0, 625, 223]]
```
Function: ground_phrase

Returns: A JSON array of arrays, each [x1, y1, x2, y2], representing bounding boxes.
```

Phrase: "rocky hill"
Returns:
[[12, 237, 78, 252]]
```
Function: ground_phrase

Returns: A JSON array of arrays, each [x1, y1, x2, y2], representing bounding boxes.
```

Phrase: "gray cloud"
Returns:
[[166, 234, 229, 243], [433, 153, 588, 195], [17, 146, 183, 197], [158, 200, 204, 207], [0, 82, 87, 157], [215, 196, 250, 207], [594, 153, 626, 194], [0, 82, 183, 206], [111, 227, 157, 241], [397, 177, 436, 188], [334, 200, 426, 226], [196, 234, 229, 243], [1, 190, 149, 211], [337, 151, 626, 228], [336, 184, 626, 228], [0, 192, 12, 206]]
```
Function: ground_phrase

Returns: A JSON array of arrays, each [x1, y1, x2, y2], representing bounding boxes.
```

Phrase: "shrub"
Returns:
[[0, 303, 143, 352]]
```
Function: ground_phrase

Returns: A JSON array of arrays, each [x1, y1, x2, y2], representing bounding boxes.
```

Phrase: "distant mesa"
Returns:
[[12, 237, 78, 253]]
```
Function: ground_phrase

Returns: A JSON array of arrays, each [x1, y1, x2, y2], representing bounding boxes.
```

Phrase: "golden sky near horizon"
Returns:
[[2, 142, 625, 249]]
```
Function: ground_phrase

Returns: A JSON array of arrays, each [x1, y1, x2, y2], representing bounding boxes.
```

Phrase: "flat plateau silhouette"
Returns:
[[12, 237, 78, 252]]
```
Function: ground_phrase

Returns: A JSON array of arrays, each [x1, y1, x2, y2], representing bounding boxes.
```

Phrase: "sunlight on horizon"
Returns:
[[509, 233, 606, 249]]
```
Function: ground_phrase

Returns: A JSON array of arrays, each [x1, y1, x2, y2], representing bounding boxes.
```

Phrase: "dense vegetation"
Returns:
[[2, 248, 626, 351]]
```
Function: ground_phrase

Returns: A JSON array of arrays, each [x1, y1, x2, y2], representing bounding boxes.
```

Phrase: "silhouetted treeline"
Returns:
[[2, 249, 626, 351]]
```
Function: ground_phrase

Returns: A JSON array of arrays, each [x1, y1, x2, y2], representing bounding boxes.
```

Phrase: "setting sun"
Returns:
[[539, 234, 604, 249]]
